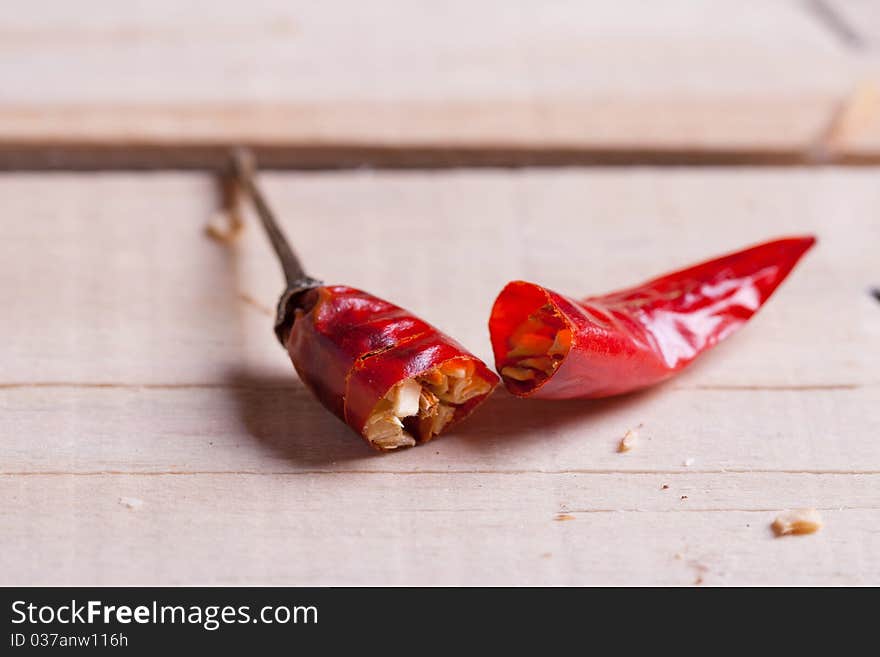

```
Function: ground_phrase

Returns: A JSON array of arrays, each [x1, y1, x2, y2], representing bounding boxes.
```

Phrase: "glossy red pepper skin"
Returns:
[[286, 285, 498, 444], [489, 236, 816, 399]]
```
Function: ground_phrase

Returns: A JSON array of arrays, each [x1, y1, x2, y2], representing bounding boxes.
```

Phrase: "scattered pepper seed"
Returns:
[[618, 428, 638, 453], [772, 509, 823, 536]]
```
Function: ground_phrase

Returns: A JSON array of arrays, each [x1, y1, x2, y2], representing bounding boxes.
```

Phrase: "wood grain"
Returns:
[[2, 170, 876, 386], [0, 99, 840, 169], [2, 386, 877, 475], [1, 168, 877, 585], [0, 0, 871, 166], [2, 473, 876, 585]]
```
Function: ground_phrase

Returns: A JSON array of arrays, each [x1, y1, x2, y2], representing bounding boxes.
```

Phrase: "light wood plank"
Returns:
[[1, 0, 844, 103], [2, 168, 877, 585], [0, 0, 866, 164], [823, 0, 880, 48], [2, 473, 876, 585], [1, 170, 876, 387], [2, 386, 877, 474], [0, 99, 839, 168]]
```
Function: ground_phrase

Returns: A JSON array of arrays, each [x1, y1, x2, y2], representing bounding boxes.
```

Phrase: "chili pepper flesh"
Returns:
[[490, 236, 816, 399], [231, 149, 498, 451]]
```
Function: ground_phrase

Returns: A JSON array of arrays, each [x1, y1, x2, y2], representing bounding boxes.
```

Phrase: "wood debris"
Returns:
[[206, 172, 245, 243], [618, 428, 638, 453], [118, 497, 144, 510], [772, 509, 823, 537]]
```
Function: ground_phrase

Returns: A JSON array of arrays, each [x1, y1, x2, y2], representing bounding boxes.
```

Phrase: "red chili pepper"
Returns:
[[231, 151, 498, 451], [489, 236, 816, 399], [288, 285, 497, 450]]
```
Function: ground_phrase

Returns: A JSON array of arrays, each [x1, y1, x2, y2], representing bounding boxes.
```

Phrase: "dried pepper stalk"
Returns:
[[230, 150, 498, 451], [489, 236, 815, 399]]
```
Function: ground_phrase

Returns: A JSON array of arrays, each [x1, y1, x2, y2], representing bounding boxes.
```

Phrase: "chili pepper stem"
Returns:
[[230, 148, 323, 344]]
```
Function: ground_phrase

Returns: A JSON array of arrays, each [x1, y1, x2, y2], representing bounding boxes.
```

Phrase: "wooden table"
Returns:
[[1, 1, 878, 586]]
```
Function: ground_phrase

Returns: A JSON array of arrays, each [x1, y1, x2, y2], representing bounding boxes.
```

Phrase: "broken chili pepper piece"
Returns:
[[489, 236, 815, 399], [231, 149, 498, 451]]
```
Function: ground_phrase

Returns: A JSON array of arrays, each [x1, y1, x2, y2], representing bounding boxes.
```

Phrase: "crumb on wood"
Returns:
[[661, 484, 669, 490], [554, 513, 575, 522], [772, 508, 823, 537], [689, 560, 709, 585], [118, 496, 144, 510], [205, 212, 244, 244], [206, 173, 245, 243], [673, 552, 683, 560], [680, 495, 688, 500], [540, 552, 553, 559], [618, 427, 639, 453], [682, 457, 695, 467]]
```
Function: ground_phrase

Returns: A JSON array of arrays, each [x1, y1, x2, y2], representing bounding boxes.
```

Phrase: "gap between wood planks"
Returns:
[[2, 143, 878, 171], [0, 145, 830, 170]]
